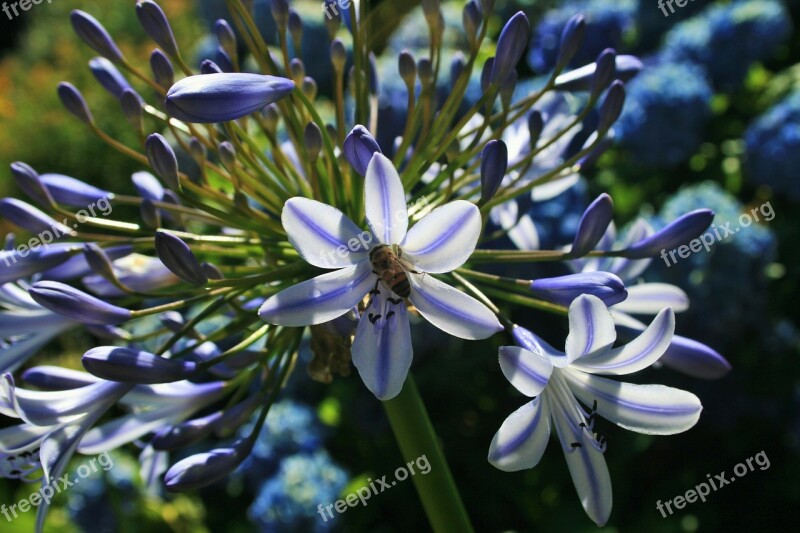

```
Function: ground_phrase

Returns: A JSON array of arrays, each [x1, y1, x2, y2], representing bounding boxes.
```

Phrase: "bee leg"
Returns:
[[368, 313, 382, 324], [385, 311, 395, 319], [387, 297, 402, 305]]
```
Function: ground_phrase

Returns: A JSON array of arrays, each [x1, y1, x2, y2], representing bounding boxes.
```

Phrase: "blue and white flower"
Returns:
[[259, 153, 503, 400], [488, 295, 702, 525]]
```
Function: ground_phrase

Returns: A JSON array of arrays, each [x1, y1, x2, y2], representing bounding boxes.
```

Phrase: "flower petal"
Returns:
[[351, 286, 412, 400], [402, 201, 482, 273], [572, 308, 674, 375], [488, 397, 550, 471], [498, 346, 553, 397], [564, 370, 703, 435], [364, 153, 407, 245], [258, 263, 375, 326], [282, 197, 368, 268], [613, 283, 689, 315], [408, 274, 503, 339], [565, 295, 616, 363]]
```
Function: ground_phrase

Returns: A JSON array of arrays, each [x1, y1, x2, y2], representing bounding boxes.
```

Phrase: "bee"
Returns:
[[369, 244, 416, 299]]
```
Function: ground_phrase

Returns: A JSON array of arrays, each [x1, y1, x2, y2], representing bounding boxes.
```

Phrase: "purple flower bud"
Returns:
[[40, 244, 132, 281], [530, 272, 627, 307], [152, 411, 220, 451], [527, 110, 544, 149], [590, 49, 617, 99], [463, 1, 482, 46], [212, 393, 264, 436], [480, 140, 508, 204], [154, 231, 208, 286], [271, 0, 290, 28], [301, 77, 317, 100], [289, 58, 305, 84], [304, 122, 323, 162], [164, 440, 249, 491], [165, 73, 295, 123], [29, 281, 132, 325], [0, 198, 71, 235], [450, 52, 466, 88], [136, 0, 179, 57], [202, 262, 224, 280], [132, 171, 165, 202], [70, 10, 124, 63], [622, 209, 715, 259], [57, 82, 93, 124], [367, 52, 379, 95], [150, 49, 175, 88], [288, 9, 303, 45], [0, 246, 74, 285], [598, 80, 625, 132], [85, 324, 133, 341], [188, 137, 206, 165], [37, 173, 111, 207], [418, 57, 434, 88], [554, 55, 643, 92], [343, 125, 382, 176], [480, 57, 494, 94], [398, 50, 417, 87], [569, 193, 614, 258], [500, 69, 517, 109], [489, 12, 530, 86], [145, 134, 180, 190], [214, 48, 234, 73], [218, 141, 236, 168], [89, 57, 132, 99], [11, 162, 54, 207], [330, 39, 347, 72], [83, 346, 197, 384], [200, 59, 223, 75], [83, 243, 117, 281], [214, 19, 237, 60], [22, 366, 99, 390], [554, 14, 585, 72], [120, 88, 144, 131], [660, 334, 731, 379]]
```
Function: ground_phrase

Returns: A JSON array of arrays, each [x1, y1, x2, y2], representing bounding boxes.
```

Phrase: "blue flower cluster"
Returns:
[[745, 91, 800, 200], [615, 60, 713, 167]]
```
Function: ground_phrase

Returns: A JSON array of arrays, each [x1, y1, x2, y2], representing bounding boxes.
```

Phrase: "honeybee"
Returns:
[[369, 244, 416, 298]]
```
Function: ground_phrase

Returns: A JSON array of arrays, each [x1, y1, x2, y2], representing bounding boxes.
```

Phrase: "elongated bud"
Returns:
[[418, 58, 434, 88], [569, 193, 614, 258], [213, 393, 264, 436], [481, 57, 494, 94], [38, 173, 111, 207], [304, 122, 323, 163], [202, 262, 224, 280], [89, 57, 132, 99], [489, 12, 530, 86], [324, 1, 341, 39], [590, 49, 617, 99], [463, 1, 482, 47], [22, 366, 100, 390], [530, 272, 627, 307], [527, 110, 544, 149], [154, 231, 208, 286], [289, 58, 305, 86], [200, 59, 223, 75], [70, 10, 124, 63], [500, 70, 517, 110], [145, 134, 180, 190], [11, 162, 54, 207], [164, 439, 249, 492], [398, 50, 417, 89], [218, 141, 236, 169], [152, 411, 221, 451], [450, 52, 466, 88], [29, 281, 132, 325], [0, 247, 74, 285], [330, 39, 346, 73], [214, 48, 234, 73], [120, 88, 144, 132], [659, 334, 731, 379], [136, 1, 179, 58], [0, 198, 71, 235], [57, 82, 93, 124], [140, 199, 161, 229], [214, 19, 237, 62], [289, 9, 303, 48], [83, 243, 117, 281], [480, 140, 508, 204], [622, 209, 715, 259], [302, 76, 317, 100], [132, 171, 164, 202], [598, 80, 626, 132], [554, 14, 585, 71], [343, 125, 382, 176], [367, 52, 379, 96], [85, 324, 133, 341], [554, 55, 642, 92], [188, 137, 206, 166], [165, 73, 295, 123], [271, 0, 290, 29], [83, 347, 197, 384], [150, 49, 175, 88]]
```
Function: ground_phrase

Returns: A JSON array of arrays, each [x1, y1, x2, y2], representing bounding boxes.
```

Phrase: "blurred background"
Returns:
[[0, 0, 798, 531]]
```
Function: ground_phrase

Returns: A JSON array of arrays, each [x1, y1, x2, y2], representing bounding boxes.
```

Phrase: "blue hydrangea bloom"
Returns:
[[248, 450, 348, 532], [662, 0, 792, 91], [616, 60, 712, 167], [745, 91, 800, 200], [528, 0, 636, 73], [247, 400, 324, 467]]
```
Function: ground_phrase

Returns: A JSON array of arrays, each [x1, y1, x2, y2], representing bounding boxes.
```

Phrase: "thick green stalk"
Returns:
[[383, 376, 474, 533]]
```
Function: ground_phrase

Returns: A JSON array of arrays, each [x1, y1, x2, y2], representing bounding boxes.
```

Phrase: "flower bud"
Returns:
[[83, 243, 117, 282], [0, 247, 74, 285], [569, 193, 614, 258], [0, 198, 71, 235], [29, 281, 132, 325], [304, 122, 323, 163], [450, 52, 466, 89], [418, 58, 434, 88], [70, 10, 124, 63], [622, 209, 715, 259], [271, 0, 290, 29], [301, 76, 317, 100], [598, 80, 626, 132], [463, 1, 482, 47], [480, 140, 508, 204], [11, 162, 54, 208], [120, 88, 144, 132], [83, 346, 197, 384], [289, 58, 305, 86], [214, 19, 237, 62], [89, 57, 132, 99], [132, 171, 164, 202], [218, 141, 236, 169], [530, 272, 627, 307], [150, 49, 175, 88], [145, 133, 180, 190], [398, 50, 417, 89], [166, 73, 295, 123], [554, 14, 585, 71], [154, 230, 208, 286], [590, 48, 617, 100], [57, 82, 93, 124], [330, 39, 347, 73], [289, 9, 303, 48], [37, 173, 111, 207], [489, 12, 530, 86], [527, 110, 544, 149], [343, 125, 381, 176], [136, 0, 179, 58]]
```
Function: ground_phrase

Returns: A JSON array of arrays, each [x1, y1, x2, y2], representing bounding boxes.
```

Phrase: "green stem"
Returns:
[[383, 376, 474, 533]]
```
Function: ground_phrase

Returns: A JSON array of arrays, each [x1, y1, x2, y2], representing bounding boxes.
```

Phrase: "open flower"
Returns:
[[488, 295, 702, 525], [259, 153, 502, 400]]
